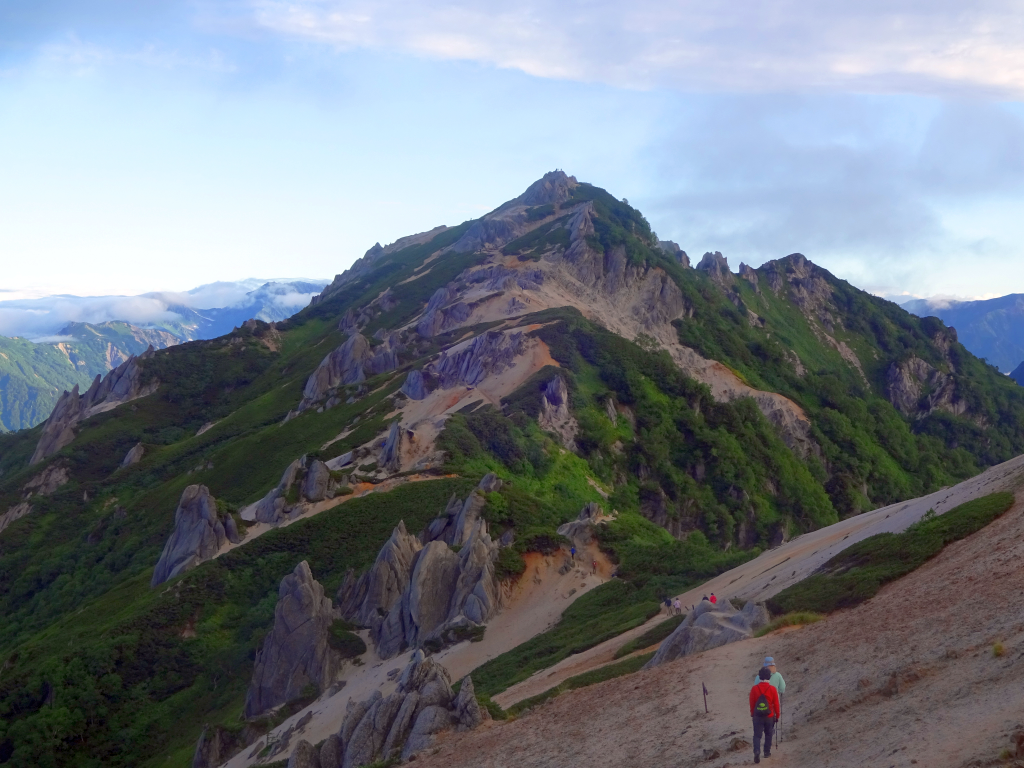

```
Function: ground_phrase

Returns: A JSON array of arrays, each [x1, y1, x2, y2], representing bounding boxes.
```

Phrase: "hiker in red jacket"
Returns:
[[709, 593, 717, 604], [749, 666, 781, 763]]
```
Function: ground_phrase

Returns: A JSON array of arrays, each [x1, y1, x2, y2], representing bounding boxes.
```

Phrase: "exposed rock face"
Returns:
[[557, 503, 603, 549], [300, 333, 400, 410], [151, 485, 238, 587], [337, 477, 503, 659], [301, 460, 332, 503], [886, 357, 964, 418], [287, 739, 320, 768], [738, 262, 759, 290], [696, 251, 733, 285], [658, 240, 690, 268], [23, 461, 70, 496], [243, 456, 345, 524], [319, 651, 486, 767], [30, 349, 158, 465], [120, 442, 145, 468], [415, 283, 470, 337], [432, 331, 526, 389], [244, 561, 340, 719], [400, 369, 429, 400], [379, 422, 403, 473], [644, 599, 770, 669], [518, 170, 577, 206], [538, 375, 578, 450], [0, 502, 33, 535], [191, 724, 245, 768], [244, 458, 303, 524]]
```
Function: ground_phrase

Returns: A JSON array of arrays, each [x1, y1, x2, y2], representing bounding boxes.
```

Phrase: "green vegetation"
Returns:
[[766, 492, 1014, 616], [753, 612, 824, 637], [328, 621, 367, 658], [505, 651, 656, 716], [613, 614, 685, 659]]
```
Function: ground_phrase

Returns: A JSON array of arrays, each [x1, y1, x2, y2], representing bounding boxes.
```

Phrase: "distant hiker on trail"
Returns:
[[570, 545, 576, 562], [753, 656, 787, 699], [672, 597, 682, 615], [663, 597, 672, 615], [591, 559, 598, 575], [749, 667, 780, 763], [702, 594, 709, 602], [710, 593, 717, 604]]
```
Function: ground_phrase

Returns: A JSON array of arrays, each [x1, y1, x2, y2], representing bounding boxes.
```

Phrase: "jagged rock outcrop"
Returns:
[[432, 331, 526, 389], [538, 375, 578, 449], [299, 334, 400, 410], [658, 240, 690, 268], [243, 456, 345, 524], [30, 349, 158, 465], [644, 599, 770, 669], [288, 739, 319, 768], [151, 485, 240, 587], [519, 170, 577, 206], [416, 283, 471, 337], [886, 357, 964, 418], [738, 262, 759, 290], [696, 251, 733, 285], [379, 422, 403, 473], [400, 369, 429, 400], [337, 477, 503, 659], [23, 461, 70, 496], [244, 561, 340, 719], [120, 442, 145, 468], [317, 651, 486, 767], [0, 502, 32, 535], [557, 502, 604, 548], [191, 724, 246, 768]]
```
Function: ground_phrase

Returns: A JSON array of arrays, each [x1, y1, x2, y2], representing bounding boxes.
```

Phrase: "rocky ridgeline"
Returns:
[[151, 484, 241, 587], [885, 327, 966, 419], [300, 333, 401, 411], [30, 348, 158, 465], [245, 561, 340, 719], [242, 455, 347, 525], [282, 652, 487, 768], [644, 598, 770, 669], [337, 474, 503, 659]]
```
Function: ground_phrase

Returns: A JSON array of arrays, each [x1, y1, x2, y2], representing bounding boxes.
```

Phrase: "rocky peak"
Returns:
[[696, 251, 732, 285], [658, 240, 690, 268], [518, 170, 578, 206], [738, 262, 759, 289], [244, 561, 340, 719]]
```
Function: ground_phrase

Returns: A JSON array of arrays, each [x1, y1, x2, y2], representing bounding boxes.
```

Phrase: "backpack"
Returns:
[[753, 688, 772, 717]]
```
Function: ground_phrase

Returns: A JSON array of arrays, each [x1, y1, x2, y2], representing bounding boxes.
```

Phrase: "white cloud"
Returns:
[[247, 0, 1024, 97]]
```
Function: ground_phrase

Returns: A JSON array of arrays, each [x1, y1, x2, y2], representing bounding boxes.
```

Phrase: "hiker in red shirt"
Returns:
[[749, 666, 781, 763], [709, 593, 717, 604]]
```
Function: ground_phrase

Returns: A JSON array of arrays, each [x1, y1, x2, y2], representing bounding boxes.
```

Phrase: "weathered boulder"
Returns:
[[243, 458, 303, 524], [337, 521, 423, 629], [557, 502, 603, 548], [301, 460, 331, 503], [30, 349, 157, 465], [424, 473, 501, 547], [244, 561, 340, 719], [288, 739, 320, 768], [301, 334, 372, 408], [452, 675, 486, 731], [644, 599, 770, 669], [319, 735, 343, 768], [120, 442, 145, 468], [400, 369, 429, 400], [151, 485, 229, 587], [538, 375, 577, 449]]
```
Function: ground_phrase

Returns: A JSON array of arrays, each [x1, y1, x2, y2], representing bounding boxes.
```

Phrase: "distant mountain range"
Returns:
[[0, 279, 327, 431], [902, 294, 1024, 375]]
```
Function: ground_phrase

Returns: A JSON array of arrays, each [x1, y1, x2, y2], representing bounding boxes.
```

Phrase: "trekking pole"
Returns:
[[702, 682, 709, 713]]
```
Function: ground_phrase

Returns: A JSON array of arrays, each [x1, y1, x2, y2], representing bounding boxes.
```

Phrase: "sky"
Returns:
[[2, 0, 1024, 305]]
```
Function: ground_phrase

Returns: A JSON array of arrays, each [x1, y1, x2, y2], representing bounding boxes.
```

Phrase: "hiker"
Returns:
[[592, 559, 598, 575], [672, 597, 682, 616], [753, 656, 787, 699], [710, 593, 717, 604], [663, 597, 672, 615], [570, 545, 576, 562], [749, 667, 780, 763], [702, 594, 709, 602]]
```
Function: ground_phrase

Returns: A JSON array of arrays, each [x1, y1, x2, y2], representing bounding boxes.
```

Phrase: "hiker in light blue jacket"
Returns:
[[754, 656, 786, 699]]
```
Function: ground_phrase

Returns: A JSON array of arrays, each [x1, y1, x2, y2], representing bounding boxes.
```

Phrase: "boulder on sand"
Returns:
[[644, 599, 770, 668]]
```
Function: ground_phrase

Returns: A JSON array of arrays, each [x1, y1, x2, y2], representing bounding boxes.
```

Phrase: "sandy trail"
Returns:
[[413, 483, 1024, 768], [496, 452, 1024, 708], [222, 543, 613, 768]]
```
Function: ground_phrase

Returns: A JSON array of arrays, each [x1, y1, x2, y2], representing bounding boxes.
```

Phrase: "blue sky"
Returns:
[[2, 0, 1024, 302]]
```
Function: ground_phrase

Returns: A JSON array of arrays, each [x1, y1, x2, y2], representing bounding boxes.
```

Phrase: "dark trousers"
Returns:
[[752, 715, 775, 755]]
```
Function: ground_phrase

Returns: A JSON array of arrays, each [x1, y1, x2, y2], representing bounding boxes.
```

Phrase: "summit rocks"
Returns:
[[244, 561, 340, 719]]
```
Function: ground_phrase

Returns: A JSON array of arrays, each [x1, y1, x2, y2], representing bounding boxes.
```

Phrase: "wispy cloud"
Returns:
[[248, 0, 1024, 97]]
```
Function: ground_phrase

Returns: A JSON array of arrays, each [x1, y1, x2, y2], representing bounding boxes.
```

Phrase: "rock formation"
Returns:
[[336, 476, 503, 659], [378, 422, 403, 473], [191, 724, 246, 768], [400, 369, 429, 400], [538, 374, 578, 449], [30, 349, 158, 465], [556, 502, 604, 549], [696, 251, 733, 285], [244, 561, 341, 719], [120, 442, 145, 468], [316, 651, 487, 768], [658, 240, 690, 267], [886, 357, 964, 418], [243, 456, 344, 524], [300, 334, 399, 410], [644, 599, 770, 669], [431, 331, 526, 389], [151, 485, 241, 587]]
